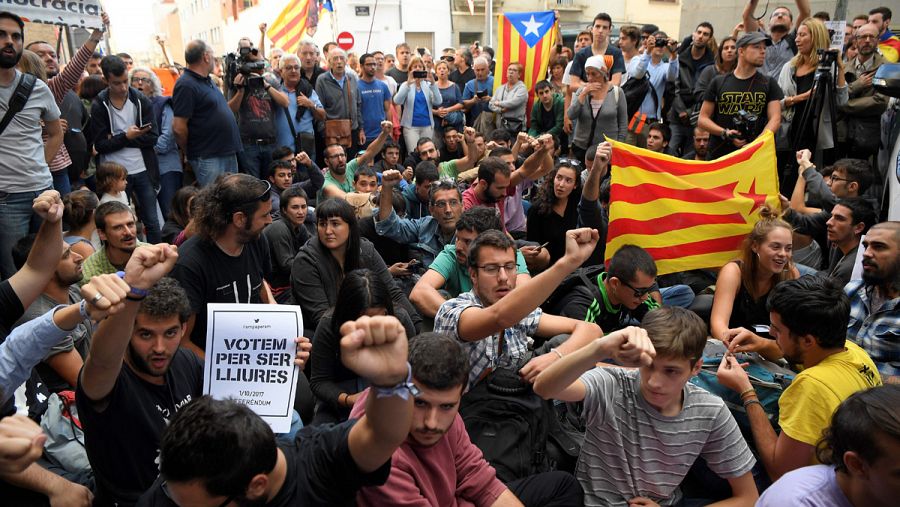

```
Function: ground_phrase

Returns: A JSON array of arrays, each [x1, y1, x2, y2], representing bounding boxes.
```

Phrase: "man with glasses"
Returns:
[[741, 0, 811, 78], [172, 40, 242, 186], [169, 174, 275, 359], [318, 121, 392, 201], [433, 228, 601, 388], [839, 22, 889, 161], [274, 53, 324, 156]]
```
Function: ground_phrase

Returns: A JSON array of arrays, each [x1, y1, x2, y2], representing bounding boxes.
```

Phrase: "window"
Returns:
[[243, 0, 255, 9], [211, 27, 221, 44]]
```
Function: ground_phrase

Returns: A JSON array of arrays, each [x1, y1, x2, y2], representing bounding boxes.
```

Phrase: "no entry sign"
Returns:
[[337, 31, 355, 50]]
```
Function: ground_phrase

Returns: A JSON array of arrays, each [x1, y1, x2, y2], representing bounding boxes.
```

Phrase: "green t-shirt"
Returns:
[[438, 160, 458, 179], [318, 158, 360, 202], [428, 243, 529, 297], [584, 272, 658, 333]]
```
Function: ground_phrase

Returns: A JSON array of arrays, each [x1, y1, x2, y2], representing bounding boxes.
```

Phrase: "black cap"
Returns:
[[736, 32, 773, 48]]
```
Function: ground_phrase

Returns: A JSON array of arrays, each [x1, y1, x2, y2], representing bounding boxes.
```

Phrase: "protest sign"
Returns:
[[7, 0, 104, 30], [203, 303, 301, 433], [825, 20, 846, 50]]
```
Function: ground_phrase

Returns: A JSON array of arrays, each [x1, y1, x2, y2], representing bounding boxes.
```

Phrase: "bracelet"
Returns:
[[79, 299, 90, 320], [126, 294, 146, 302], [116, 271, 150, 298], [743, 398, 762, 409], [372, 362, 420, 401], [739, 387, 756, 399], [550, 348, 564, 359]]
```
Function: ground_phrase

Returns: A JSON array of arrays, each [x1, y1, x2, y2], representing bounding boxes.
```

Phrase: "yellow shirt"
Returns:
[[779, 341, 882, 454]]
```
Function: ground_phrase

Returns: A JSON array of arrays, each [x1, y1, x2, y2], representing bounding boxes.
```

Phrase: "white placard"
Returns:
[[203, 304, 301, 433], [825, 20, 846, 51], [8, 0, 104, 30]]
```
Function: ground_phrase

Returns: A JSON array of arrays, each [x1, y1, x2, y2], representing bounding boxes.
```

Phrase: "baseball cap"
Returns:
[[736, 32, 773, 48]]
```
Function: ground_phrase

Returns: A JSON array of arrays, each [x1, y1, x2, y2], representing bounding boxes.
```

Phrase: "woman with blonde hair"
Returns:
[[710, 205, 800, 361], [776, 18, 848, 188], [393, 56, 442, 152]]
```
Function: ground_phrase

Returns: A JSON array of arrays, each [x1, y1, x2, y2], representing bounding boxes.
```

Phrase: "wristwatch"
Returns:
[[372, 362, 420, 401]]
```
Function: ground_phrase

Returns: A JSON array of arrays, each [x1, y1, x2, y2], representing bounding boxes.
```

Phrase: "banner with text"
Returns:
[[203, 304, 301, 433], [6, 0, 104, 30]]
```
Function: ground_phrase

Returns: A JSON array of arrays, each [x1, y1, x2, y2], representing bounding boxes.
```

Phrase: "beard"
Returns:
[[0, 47, 22, 69], [127, 342, 169, 378]]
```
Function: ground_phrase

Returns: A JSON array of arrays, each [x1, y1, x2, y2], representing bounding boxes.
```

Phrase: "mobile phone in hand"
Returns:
[[413, 70, 428, 79], [139, 123, 152, 130]]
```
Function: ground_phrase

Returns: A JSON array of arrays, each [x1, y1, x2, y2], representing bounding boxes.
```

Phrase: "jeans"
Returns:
[[507, 470, 584, 507], [157, 171, 184, 219], [126, 171, 161, 244], [0, 188, 47, 279], [51, 169, 71, 197], [274, 409, 303, 446], [660, 284, 696, 309], [189, 154, 238, 187], [237, 142, 275, 180], [669, 122, 694, 158], [402, 125, 434, 156]]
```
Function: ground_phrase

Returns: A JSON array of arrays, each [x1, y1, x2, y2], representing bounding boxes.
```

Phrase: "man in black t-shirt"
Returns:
[[227, 38, 291, 181], [170, 174, 274, 358], [698, 32, 783, 160], [136, 315, 414, 507]]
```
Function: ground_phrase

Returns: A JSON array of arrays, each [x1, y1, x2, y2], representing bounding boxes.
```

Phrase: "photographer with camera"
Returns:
[[624, 31, 679, 148], [698, 32, 783, 160], [226, 37, 289, 181], [776, 18, 847, 190]]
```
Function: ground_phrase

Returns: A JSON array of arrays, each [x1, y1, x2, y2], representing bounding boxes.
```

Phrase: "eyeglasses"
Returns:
[[619, 278, 656, 298], [477, 262, 517, 276], [829, 176, 854, 184], [233, 180, 272, 210], [282, 65, 300, 71], [326, 152, 347, 159], [131, 77, 150, 83], [557, 157, 582, 167], [162, 481, 237, 507], [856, 34, 878, 41], [431, 198, 460, 208]]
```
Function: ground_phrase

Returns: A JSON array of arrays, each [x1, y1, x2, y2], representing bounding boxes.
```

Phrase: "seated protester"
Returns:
[[138, 315, 414, 506], [262, 187, 311, 304], [681, 127, 710, 160], [169, 174, 275, 358], [309, 269, 417, 424], [410, 207, 532, 319], [551, 244, 664, 330], [160, 186, 199, 245], [434, 228, 603, 389], [794, 197, 876, 284], [787, 153, 876, 230], [504, 136, 555, 241], [267, 159, 295, 220], [757, 384, 900, 507], [528, 80, 565, 140], [359, 188, 413, 272], [270, 146, 324, 207], [318, 121, 392, 202], [77, 246, 193, 506], [717, 274, 882, 481], [62, 189, 100, 260], [353, 332, 585, 506], [375, 172, 462, 268], [645, 121, 671, 154], [577, 143, 611, 266], [533, 307, 759, 506], [291, 198, 421, 336], [526, 159, 583, 270], [344, 166, 379, 219], [376, 140, 410, 189], [462, 144, 551, 230], [709, 206, 800, 361], [487, 128, 513, 150], [11, 235, 90, 394], [80, 202, 151, 287], [439, 126, 465, 163], [403, 161, 440, 220], [407, 129, 480, 180], [845, 221, 900, 383]]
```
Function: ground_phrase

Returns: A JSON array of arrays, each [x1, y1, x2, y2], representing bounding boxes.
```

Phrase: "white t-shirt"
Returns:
[[100, 99, 147, 175]]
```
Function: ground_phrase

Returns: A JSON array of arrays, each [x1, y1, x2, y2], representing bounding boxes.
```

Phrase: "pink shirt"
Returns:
[[351, 389, 507, 507]]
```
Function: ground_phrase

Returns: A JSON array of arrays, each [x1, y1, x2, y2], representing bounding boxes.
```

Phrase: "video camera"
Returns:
[[732, 109, 759, 140], [224, 43, 266, 93]]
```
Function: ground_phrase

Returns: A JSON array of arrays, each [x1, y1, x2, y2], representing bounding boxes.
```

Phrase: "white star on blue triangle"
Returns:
[[505, 11, 555, 48]]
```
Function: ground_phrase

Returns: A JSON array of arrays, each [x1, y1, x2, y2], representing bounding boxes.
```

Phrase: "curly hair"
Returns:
[[139, 277, 192, 323], [128, 66, 163, 97], [533, 161, 582, 216]]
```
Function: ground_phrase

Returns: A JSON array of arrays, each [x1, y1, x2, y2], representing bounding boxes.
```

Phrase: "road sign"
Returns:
[[337, 31, 355, 50]]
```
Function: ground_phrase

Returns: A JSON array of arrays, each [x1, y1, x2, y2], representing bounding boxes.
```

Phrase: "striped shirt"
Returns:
[[578, 367, 755, 506], [44, 40, 94, 171], [844, 280, 900, 378]]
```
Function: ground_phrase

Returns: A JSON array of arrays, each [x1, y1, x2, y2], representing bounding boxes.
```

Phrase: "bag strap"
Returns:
[[344, 76, 353, 120], [281, 92, 300, 152], [0, 73, 36, 138]]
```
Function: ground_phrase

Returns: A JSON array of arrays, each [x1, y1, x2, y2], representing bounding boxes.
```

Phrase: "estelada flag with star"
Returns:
[[605, 130, 780, 275], [495, 11, 559, 122]]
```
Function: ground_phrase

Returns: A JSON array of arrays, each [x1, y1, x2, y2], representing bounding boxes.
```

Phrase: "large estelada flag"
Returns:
[[605, 130, 780, 275], [268, 0, 329, 54], [495, 11, 558, 123]]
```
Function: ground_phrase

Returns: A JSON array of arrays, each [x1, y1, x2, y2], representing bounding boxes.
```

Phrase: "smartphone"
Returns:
[[475, 90, 487, 98], [407, 259, 420, 267], [139, 123, 152, 129], [538, 241, 550, 250], [416, 47, 426, 56], [413, 70, 428, 79]]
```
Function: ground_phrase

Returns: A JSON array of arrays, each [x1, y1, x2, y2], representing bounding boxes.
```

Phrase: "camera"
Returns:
[[412, 70, 428, 79], [654, 37, 669, 48], [816, 48, 839, 72], [732, 109, 759, 140], [224, 44, 267, 94], [475, 90, 488, 98]]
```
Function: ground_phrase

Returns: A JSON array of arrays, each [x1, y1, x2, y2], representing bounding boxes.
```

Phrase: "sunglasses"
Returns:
[[619, 278, 656, 298], [233, 180, 272, 211], [558, 157, 582, 167]]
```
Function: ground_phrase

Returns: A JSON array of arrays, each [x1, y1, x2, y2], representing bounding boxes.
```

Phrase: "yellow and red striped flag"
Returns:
[[495, 11, 558, 122], [605, 130, 780, 275], [267, 0, 319, 55]]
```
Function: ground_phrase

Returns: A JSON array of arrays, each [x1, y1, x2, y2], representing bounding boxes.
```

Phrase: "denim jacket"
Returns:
[[373, 208, 451, 266]]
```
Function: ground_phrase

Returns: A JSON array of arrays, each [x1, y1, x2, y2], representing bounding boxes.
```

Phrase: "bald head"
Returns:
[[871, 221, 900, 242]]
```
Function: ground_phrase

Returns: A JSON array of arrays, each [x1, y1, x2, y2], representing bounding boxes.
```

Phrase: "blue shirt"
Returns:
[[0, 304, 70, 404], [628, 53, 679, 119], [171, 69, 242, 159], [357, 78, 391, 140], [411, 88, 431, 127], [274, 86, 323, 149], [462, 76, 495, 122]]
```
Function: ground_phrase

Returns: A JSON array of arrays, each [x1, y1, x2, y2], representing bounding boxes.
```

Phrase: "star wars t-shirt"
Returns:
[[702, 71, 783, 159]]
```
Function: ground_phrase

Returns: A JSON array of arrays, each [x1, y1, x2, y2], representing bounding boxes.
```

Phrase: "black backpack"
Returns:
[[621, 74, 659, 119], [0, 72, 37, 137], [542, 264, 606, 315], [459, 366, 552, 483]]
